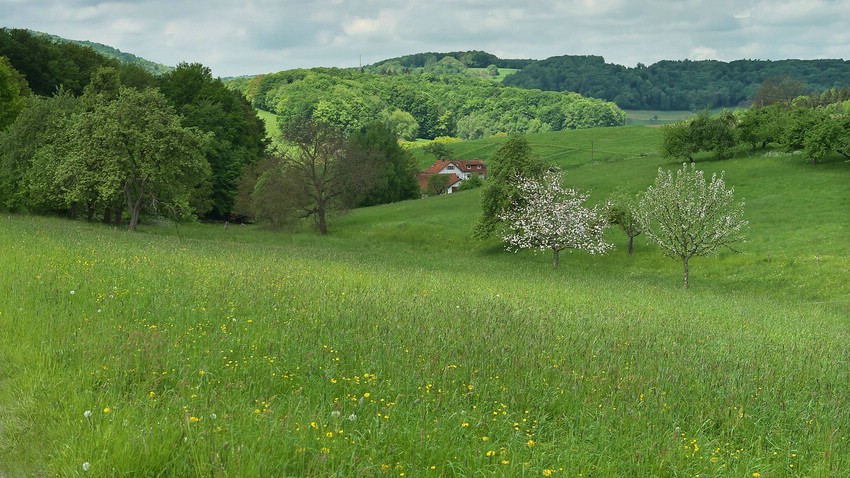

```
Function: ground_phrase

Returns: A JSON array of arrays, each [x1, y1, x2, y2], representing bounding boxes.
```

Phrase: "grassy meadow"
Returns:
[[1, 126, 849, 477]]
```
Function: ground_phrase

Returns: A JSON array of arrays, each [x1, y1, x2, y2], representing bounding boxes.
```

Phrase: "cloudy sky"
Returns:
[[2, 0, 848, 77]]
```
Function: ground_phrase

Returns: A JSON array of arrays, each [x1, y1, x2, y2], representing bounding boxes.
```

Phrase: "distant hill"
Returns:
[[31, 31, 173, 76], [365, 50, 534, 73], [502, 54, 850, 110]]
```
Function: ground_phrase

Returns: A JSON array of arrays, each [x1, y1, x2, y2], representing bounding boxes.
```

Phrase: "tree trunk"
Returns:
[[102, 206, 112, 224], [113, 205, 123, 227], [128, 207, 141, 232], [628, 236, 634, 256], [126, 182, 145, 232], [682, 256, 690, 289], [552, 248, 560, 270], [316, 204, 328, 235]]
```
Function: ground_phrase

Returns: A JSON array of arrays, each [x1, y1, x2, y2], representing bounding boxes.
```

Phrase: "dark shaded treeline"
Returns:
[[0, 28, 267, 221], [502, 55, 850, 110]]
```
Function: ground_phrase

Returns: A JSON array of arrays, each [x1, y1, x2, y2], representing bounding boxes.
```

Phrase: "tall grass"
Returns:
[[1, 126, 848, 476]]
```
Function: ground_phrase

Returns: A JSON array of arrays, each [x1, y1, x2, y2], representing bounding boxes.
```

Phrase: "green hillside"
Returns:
[[1, 126, 848, 476], [503, 55, 850, 110], [32, 30, 173, 75]]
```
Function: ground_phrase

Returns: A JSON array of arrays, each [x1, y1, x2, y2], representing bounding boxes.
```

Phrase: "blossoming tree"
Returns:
[[499, 171, 613, 269], [636, 163, 747, 288]]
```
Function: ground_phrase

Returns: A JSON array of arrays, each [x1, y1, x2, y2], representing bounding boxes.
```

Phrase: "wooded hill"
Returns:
[[366, 51, 850, 112], [502, 55, 850, 110], [32, 31, 173, 76], [226, 68, 626, 140]]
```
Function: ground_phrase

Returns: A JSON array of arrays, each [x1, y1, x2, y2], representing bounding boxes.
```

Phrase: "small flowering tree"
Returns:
[[499, 171, 613, 269], [636, 163, 747, 289]]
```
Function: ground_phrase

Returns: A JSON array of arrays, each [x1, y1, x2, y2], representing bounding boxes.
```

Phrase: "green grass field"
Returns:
[[624, 110, 697, 125], [466, 68, 520, 83], [1, 126, 848, 476]]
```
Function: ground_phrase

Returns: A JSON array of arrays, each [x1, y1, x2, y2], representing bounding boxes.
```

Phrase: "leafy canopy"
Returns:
[[637, 163, 747, 288], [499, 170, 612, 269], [474, 135, 549, 239]]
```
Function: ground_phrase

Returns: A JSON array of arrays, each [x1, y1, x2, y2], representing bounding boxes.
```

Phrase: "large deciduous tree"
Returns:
[[347, 121, 419, 207], [474, 135, 549, 238], [0, 55, 29, 130], [661, 110, 737, 162], [158, 62, 268, 219], [636, 163, 747, 289], [753, 75, 806, 107], [499, 170, 612, 269], [0, 89, 81, 213], [60, 87, 211, 231], [241, 120, 377, 235]]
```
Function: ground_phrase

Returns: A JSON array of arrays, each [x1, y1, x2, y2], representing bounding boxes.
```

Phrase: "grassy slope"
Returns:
[[1, 126, 848, 476]]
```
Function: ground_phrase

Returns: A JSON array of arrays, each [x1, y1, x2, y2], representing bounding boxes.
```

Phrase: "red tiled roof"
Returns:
[[422, 159, 487, 175], [417, 172, 462, 192]]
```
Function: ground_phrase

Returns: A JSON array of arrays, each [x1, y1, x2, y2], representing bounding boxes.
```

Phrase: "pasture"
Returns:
[[1, 126, 848, 476]]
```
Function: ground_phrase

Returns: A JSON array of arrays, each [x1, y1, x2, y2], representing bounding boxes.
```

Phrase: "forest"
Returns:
[[502, 54, 850, 110], [225, 65, 626, 140], [0, 28, 268, 225]]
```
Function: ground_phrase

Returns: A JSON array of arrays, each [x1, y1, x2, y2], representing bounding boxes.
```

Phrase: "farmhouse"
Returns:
[[417, 159, 487, 194]]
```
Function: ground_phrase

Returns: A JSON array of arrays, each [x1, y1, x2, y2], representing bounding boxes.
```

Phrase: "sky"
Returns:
[[2, 0, 849, 78]]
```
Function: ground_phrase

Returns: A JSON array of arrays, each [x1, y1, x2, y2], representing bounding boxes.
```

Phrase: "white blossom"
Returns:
[[636, 163, 747, 288], [499, 170, 612, 269]]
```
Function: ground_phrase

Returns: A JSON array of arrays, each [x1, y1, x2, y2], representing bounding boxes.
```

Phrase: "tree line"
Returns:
[[661, 88, 850, 165], [0, 29, 422, 232], [477, 136, 746, 288], [226, 65, 626, 140], [365, 50, 534, 72], [502, 54, 850, 111], [0, 29, 271, 227]]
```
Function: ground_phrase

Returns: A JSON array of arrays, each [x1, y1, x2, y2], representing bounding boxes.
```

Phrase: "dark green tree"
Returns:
[[661, 110, 737, 162], [0, 56, 29, 129], [736, 104, 785, 150], [458, 173, 483, 191], [0, 90, 81, 212], [427, 174, 450, 196], [348, 121, 419, 207], [59, 87, 211, 231], [474, 135, 549, 238], [158, 63, 268, 219], [274, 119, 377, 234]]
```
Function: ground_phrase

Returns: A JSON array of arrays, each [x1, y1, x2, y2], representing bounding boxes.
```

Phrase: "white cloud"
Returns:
[[689, 47, 720, 61], [1, 0, 847, 76]]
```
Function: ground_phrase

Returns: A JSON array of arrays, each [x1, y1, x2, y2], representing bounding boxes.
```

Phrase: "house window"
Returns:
[[447, 165, 455, 170], [477, 165, 482, 169]]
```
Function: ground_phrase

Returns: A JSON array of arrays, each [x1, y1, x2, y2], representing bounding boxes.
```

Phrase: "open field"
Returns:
[[1, 126, 848, 476], [624, 110, 697, 125], [466, 68, 520, 83]]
